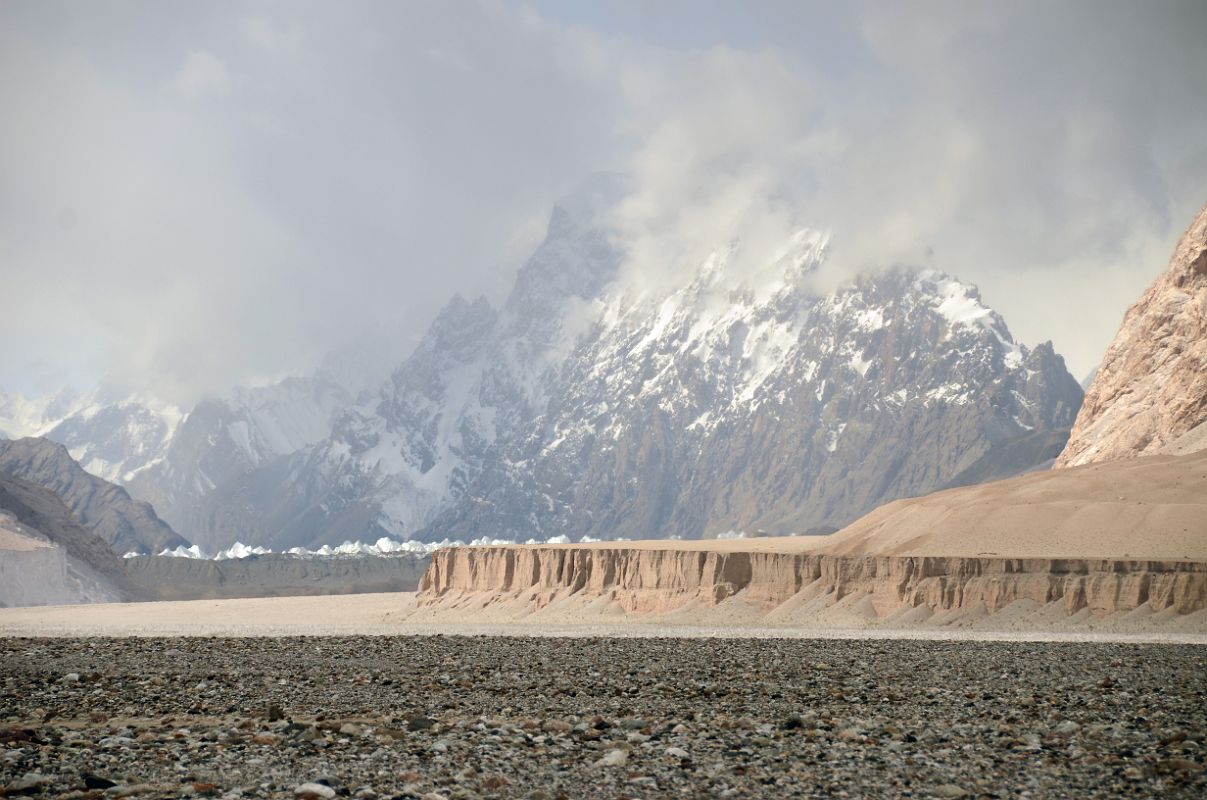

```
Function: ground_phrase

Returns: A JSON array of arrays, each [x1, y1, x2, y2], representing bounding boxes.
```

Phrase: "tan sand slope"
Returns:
[[817, 449, 1207, 560], [436, 449, 1207, 561], [0, 592, 416, 636]]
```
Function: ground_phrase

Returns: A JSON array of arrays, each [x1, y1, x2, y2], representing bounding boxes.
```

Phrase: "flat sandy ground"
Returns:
[[2, 591, 1205, 643], [0, 524, 49, 551]]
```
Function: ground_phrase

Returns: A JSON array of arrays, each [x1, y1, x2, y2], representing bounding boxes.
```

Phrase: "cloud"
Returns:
[[809, 1, 1207, 373], [0, 0, 628, 402], [1, 0, 1204, 401], [240, 17, 303, 55], [173, 50, 231, 95], [604, 1, 1207, 375]]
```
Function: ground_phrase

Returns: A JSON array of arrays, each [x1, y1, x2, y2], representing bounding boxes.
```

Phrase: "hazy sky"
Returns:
[[3, 0, 1206, 402]]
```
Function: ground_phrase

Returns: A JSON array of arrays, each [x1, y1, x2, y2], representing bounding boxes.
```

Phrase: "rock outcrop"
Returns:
[[0, 437, 188, 555], [1058, 201, 1207, 466]]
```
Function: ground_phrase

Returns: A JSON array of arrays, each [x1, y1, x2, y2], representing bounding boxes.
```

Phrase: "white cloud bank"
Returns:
[[1, 0, 1205, 400]]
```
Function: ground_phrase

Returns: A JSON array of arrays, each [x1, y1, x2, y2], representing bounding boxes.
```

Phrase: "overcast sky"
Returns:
[[3, 0, 1206, 402]]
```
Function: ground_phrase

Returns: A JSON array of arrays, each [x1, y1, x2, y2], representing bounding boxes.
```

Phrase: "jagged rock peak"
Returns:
[[1057, 201, 1207, 467]]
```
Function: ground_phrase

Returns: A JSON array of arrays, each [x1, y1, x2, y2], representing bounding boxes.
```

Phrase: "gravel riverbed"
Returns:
[[1, 637, 1205, 799]]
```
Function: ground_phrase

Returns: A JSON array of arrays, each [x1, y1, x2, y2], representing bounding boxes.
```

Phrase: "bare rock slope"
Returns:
[[0, 436, 189, 555], [1058, 202, 1207, 466], [0, 473, 140, 605]]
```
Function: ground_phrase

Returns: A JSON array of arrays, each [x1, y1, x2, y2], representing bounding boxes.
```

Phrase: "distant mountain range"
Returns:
[[1, 191, 1084, 550]]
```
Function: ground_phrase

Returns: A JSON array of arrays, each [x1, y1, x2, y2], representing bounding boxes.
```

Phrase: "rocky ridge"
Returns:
[[0, 437, 187, 556], [0, 473, 138, 606], [420, 546, 1207, 620], [1058, 201, 1207, 466], [417, 450, 1207, 624]]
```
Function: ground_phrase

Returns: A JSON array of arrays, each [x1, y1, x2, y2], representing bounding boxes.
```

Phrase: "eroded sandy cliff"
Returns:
[[420, 546, 1207, 619]]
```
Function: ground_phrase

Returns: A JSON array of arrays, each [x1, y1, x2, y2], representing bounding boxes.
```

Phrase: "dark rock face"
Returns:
[[0, 437, 188, 555], [0, 472, 140, 602], [940, 427, 1072, 490]]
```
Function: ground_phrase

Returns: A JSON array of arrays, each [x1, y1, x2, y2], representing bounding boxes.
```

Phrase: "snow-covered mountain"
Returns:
[[0, 390, 65, 440], [158, 197, 1082, 550], [0, 389, 183, 484], [121, 361, 388, 544], [6, 193, 1084, 550], [2, 349, 393, 549], [414, 244, 1083, 543]]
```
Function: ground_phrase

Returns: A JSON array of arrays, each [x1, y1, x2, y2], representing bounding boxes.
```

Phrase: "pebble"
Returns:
[[594, 749, 629, 767], [0, 637, 1202, 799], [4, 772, 50, 792], [1053, 720, 1081, 736], [294, 783, 337, 799]]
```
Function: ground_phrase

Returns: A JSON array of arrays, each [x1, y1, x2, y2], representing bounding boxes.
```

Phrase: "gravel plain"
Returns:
[[1, 636, 1205, 799]]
